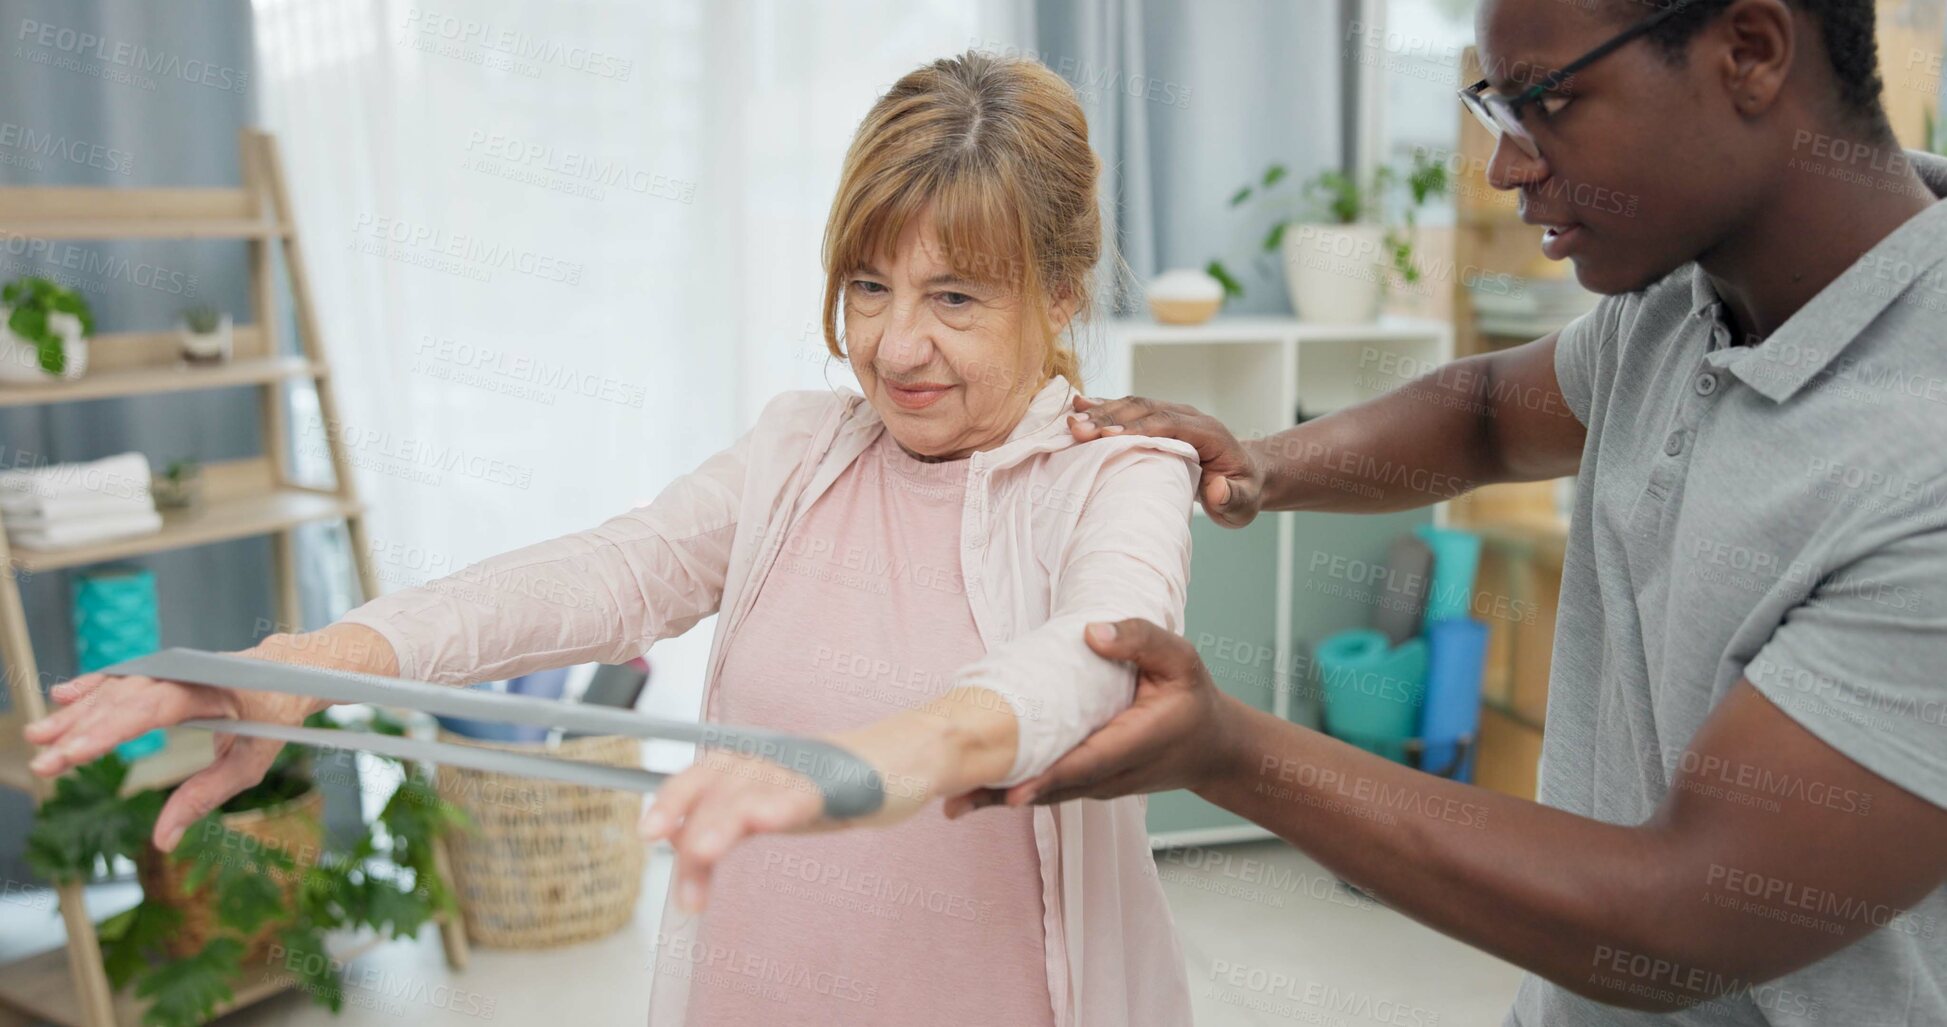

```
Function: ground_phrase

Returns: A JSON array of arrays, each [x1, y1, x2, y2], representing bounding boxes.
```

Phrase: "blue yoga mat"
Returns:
[[1419, 617, 1488, 781]]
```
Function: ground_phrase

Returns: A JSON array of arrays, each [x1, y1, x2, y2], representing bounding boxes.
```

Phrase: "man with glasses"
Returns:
[[959, 0, 1947, 1022]]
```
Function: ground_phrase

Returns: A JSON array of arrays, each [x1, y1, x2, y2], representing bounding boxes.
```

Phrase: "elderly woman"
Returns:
[[26, 52, 1196, 1026]]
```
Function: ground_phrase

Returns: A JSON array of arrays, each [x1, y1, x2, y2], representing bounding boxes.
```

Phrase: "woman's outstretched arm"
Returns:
[[25, 392, 831, 850]]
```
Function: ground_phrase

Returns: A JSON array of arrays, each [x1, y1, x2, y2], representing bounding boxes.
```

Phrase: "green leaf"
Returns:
[[174, 815, 306, 936], [275, 923, 343, 1012], [0, 281, 21, 305], [1204, 260, 1245, 299], [358, 875, 439, 939], [1262, 163, 1287, 188], [137, 936, 242, 1027], [99, 901, 182, 992], [26, 756, 160, 882], [1227, 185, 1252, 207], [1261, 221, 1288, 253], [9, 304, 48, 345]]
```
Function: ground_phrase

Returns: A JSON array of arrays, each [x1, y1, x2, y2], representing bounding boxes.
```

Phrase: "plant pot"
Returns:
[[136, 785, 325, 963], [179, 314, 233, 365], [0, 307, 88, 383], [1280, 222, 1386, 324], [152, 468, 204, 510]]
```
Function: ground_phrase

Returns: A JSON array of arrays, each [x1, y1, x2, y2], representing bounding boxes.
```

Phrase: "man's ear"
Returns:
[[1717, 0, 1794, 118]]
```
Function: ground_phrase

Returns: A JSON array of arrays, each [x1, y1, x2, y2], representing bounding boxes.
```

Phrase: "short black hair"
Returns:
[[1616, 0, 1892, 139]]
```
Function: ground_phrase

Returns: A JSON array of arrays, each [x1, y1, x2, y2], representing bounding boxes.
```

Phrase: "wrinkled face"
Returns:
[[1476, 0, 1768, 294], [843, 209, 1074, 460]]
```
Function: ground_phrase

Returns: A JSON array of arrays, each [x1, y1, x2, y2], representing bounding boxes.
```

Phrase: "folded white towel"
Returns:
[[8, 508, 164, 550], [1, 490, 155, 524], [0, 452, 153, 510]]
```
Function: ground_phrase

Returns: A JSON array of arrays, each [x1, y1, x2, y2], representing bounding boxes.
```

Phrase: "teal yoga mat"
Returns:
[[1317, 628, 1428, 761], [70, 566, 166, 761]]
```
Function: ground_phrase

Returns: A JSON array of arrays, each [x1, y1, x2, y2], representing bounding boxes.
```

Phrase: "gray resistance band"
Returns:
[[100, 648, 885, 820]]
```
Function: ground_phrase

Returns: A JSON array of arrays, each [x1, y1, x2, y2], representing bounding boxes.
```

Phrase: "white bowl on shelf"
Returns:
[[1146, 268, 1224, 325]]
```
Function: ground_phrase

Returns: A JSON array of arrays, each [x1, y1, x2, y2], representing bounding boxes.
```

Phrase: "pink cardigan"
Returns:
[[339, 376, 1199, 1025]]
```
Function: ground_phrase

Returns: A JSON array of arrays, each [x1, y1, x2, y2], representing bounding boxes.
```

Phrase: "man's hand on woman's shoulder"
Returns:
[[1067, 395, 1264, 526]]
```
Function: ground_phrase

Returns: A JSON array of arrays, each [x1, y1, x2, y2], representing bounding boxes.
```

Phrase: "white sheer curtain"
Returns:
[[251, 0, 1020, 727]]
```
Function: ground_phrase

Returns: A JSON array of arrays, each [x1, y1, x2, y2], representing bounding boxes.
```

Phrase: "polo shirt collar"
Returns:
[[1694, 150, 1947, 404]]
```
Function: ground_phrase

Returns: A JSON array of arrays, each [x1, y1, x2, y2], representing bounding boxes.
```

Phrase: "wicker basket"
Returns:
[[433, 732, 647, 949], [136, 786, 324, 962]]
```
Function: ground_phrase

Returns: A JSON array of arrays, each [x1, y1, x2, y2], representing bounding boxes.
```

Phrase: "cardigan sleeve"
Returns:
[[334, 392, 834, 684], [950, 442, 1198, 785]]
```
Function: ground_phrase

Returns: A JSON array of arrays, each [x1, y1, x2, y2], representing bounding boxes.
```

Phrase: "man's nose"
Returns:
[[1484, 132, 1549, 193]]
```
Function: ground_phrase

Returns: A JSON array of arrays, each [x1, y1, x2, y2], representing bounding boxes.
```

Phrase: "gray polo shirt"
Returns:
[[1509, 149, 1947, 1027]]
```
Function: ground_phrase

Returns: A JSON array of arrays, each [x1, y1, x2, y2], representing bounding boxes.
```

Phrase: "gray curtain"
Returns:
[[1024, 0, 1344, 315], [0, 0, 277, 882]]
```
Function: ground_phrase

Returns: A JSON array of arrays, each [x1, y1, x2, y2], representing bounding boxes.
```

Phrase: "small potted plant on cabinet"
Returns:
[[0, 276, 94, 383], [152, 459, 204, 510], [179, 304, 232, 365]]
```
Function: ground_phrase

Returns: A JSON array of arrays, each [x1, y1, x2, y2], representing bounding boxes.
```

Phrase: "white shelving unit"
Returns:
[[1089, 316, 1455, 848]]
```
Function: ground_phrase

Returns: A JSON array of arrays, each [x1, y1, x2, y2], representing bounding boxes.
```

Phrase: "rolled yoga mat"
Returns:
[[1418, 617, 1489, 781], [70, 565, 166, 761], [1413, 525, 1482, 623], [1317, 628, 1428, 762]]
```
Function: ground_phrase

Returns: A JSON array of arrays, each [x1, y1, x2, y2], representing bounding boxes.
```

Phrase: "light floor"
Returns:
[[0, 839, 1523, 1026]]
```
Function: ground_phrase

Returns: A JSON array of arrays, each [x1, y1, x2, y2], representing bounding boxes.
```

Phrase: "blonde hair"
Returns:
[[820, 50, 1105, 391]]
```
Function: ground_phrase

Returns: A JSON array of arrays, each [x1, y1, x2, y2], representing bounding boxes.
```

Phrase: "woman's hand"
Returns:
[[638, 687, 1017, 915], [21, 623, 397, 851], [1067, 394, 1264, 526]]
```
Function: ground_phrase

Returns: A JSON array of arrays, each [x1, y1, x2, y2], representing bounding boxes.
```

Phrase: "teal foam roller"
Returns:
[[1317, 628, 1428, 761], [1413, 526, 1482, 624]]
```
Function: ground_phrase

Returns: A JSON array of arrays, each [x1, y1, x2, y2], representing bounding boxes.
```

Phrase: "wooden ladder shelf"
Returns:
[[0, 129, 469, 1027]]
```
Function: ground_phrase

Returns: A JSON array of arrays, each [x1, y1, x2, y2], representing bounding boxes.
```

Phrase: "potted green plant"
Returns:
[[1208, 154, 1448, 324], [27, 712, 469, 1027], [178, 304, 232, 365], [0, 276, 94, 383], [152, 459, 203, 510]]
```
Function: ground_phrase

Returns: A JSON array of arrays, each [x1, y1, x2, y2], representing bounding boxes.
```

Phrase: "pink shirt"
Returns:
[[685, 430, 1054, 1025]]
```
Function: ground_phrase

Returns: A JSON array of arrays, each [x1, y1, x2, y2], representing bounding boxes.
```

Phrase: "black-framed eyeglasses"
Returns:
[[1459, 0, 1704, 160]]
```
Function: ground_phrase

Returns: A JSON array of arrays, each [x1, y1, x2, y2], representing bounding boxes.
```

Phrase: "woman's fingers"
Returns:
[[638, 762, 713, 843], [21, 678, 111, 745], [46, 671, 106, 708], [153, 734, 282, 851], [646, 754, 827, 914], [27, 678, 232, 777]]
